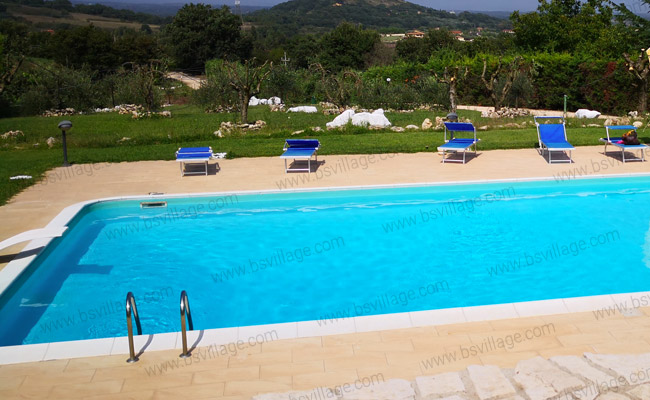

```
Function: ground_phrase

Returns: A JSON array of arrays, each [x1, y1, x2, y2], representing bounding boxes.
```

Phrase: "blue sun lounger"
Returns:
[[438, 122, 480, 164], [280, 139, 320, 173], [176, 147, 214, 176], [535, 116, 574, 163], [601, 125, 647, 163]]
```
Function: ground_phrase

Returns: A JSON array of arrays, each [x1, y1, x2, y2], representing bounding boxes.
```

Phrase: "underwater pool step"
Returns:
[[0, 226, 68, 251]]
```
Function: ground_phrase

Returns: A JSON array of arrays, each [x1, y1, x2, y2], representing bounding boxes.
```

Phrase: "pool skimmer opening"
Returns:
[[140, 201, 167, 209]]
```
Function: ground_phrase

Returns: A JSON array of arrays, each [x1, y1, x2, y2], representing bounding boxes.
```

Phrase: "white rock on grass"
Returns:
[[633, 121, 643, 128], [391, 126, 405, 132], [422, 118, 433, 130], [575, 109, 601, 118], [405, 125, 419, 130], [288, 106, 318, 113]]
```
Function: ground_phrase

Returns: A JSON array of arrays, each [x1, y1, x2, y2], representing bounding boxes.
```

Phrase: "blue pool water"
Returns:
[[0, 176, 649, 346]]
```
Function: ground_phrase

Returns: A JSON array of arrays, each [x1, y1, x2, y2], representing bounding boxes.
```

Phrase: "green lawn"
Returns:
[[0, 105, 626, 206]]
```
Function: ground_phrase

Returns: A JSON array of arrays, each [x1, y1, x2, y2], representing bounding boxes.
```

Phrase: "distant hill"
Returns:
[[1, 0, 169, 28], [246, 0, 511, 35], [0, 2, 164, 30], [475, 11, 512, 20], [70, 1, 267, 18]]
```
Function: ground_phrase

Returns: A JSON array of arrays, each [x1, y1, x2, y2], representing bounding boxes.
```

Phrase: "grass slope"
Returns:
[[0, 105, 626, 206]]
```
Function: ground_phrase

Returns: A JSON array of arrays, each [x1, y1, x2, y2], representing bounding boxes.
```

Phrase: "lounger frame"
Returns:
[[280, 139, 320, 173], [535, 116, 574, 164], [438, 122, 481, 164], [601, 125, 647, 163], [176, 147, 214, 177]]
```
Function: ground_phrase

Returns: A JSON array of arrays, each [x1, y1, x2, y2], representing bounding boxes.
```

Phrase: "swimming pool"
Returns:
[[0, 176, 649, 347]]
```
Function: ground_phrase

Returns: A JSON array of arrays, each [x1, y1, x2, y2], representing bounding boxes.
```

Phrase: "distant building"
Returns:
[[406, 30, 425, 39], [502, 29, 515, 34], [381, 33, 405, 43]]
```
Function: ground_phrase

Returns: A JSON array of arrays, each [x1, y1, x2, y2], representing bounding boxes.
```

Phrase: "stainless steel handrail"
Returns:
[[179, 290, 194, 358], [126, 292, 142, 363]]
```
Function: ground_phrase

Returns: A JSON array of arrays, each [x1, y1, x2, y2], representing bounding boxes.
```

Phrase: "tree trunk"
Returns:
[[449, 80, 458, 112], [110, 83, 116, 107], [639, 79, 648, 113], [0, 56, 24, 96], [492, 93, 500, 112], [240, 93, 250, 124]]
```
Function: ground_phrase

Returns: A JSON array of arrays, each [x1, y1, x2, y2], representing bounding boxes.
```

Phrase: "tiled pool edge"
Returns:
[[1, 290, 648, 365], [1, 172, 649, 365]]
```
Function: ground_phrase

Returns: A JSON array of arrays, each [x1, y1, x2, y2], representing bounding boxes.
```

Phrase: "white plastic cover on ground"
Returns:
[[288, 106, 318, 113], [575, 109, 601, 118], [326, 109, 392, 128], [249, 96, 282, 106]]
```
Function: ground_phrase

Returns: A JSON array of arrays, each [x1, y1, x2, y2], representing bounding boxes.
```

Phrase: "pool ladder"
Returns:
[[179, 290, 194, 358], [125, 292, 142, 363], [124, 290, 194, 363]]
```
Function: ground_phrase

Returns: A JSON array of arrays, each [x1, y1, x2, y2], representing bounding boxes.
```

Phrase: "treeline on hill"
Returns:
[[0, 0, 170, 25], [246, 0, 509, 36], [1, 0, 649, 119]]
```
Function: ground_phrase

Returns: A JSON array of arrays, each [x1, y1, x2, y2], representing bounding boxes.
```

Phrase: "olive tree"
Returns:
[[223, 58, 272, 124]]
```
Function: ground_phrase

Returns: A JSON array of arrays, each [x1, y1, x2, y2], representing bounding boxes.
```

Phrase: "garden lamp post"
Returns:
[[58, 120, 72, 167]]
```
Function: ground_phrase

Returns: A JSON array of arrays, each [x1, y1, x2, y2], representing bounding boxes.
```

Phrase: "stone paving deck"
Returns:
[[0, 147, 649, 399], [254, 352, 650, 400]]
